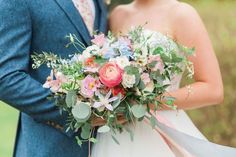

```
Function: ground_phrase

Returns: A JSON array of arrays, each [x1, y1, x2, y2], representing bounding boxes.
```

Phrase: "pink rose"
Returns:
[[99, 63, 123, 88], [91, 34, 105, 47]]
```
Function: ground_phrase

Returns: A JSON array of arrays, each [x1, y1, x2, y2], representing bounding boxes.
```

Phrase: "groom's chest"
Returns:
[[27, 0, 105, 54]]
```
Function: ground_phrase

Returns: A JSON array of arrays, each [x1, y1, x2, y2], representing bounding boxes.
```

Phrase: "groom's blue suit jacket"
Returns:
[[0, 0, 107, 156]]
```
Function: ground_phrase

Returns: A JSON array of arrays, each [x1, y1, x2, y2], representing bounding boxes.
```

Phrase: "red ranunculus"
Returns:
[[99, 63, 123, 88], [112, 86, 126, 97]]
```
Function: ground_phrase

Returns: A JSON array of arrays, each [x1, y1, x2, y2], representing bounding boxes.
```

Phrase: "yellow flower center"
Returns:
[[89, 81, 95, 89]]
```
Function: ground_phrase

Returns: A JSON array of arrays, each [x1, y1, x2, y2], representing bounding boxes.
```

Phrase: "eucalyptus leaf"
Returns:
[[74, 122, 83, 129], [131, 105, 146, 119], [124, 66, 139, 75], [98, 125, 111, 133], [81, 129, 90, 139], [72, 102, 91, 122], [134, 74, 141, 86], [138, 80, 146, 90], [66, 90, 77, 107], [81, 123, 91, 139], [150, 115, 158, 129]]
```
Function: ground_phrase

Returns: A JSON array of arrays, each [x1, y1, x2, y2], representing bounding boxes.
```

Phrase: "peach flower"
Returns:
[[99, 63, 123, 88]]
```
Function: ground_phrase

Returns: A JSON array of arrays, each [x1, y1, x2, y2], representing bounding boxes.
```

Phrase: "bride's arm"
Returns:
[[165, 3, 223, 110]]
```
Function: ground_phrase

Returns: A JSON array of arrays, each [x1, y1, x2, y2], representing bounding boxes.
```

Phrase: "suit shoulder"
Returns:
[[0, 0, 28, 11]]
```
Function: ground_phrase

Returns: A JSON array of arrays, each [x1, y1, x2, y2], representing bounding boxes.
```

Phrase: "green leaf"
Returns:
[[89, 138, 97, 143], [124, 66, 139, 75], [131, 105, 146, 119], [66, 90, 77, 107], [152, 47, 164, 55], [74, 122, 83, 129], [148, 61, 157, 69], [76, 136, 83, 147], [112, 94, 122, 109], [98, 125, 111, 133], [72, 102, 91, 122], [138, 80, 146, 90], [134, 74, 141, 86], [81, 123, 92, 139], [165, 96, 176, 106], [124, 127, 134, 141], [150, 71, 163, 81], [150, 115, 158, 129], [81, 129, 90, 139], [160, 53, 172, 62], [111, 135, 120, 145], [171, 53, 183, 63], [94, 57, 107, 64]]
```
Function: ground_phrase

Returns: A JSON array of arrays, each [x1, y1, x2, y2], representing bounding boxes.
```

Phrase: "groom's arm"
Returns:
[[0, 0, 73, 137]]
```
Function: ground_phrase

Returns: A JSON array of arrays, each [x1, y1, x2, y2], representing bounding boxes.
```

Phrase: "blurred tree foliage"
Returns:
[[109, 0, 236, 147]]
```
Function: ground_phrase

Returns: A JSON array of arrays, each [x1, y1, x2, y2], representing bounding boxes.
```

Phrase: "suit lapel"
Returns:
[[96, 0, 108, 33], [54, 0, 91, 45]]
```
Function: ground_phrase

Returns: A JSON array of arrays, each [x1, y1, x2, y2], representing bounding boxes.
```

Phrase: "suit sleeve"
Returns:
[[0, 0, 73, 137]]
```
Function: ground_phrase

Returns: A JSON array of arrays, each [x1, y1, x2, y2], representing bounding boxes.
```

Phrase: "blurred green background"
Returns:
[[1, 0, 236, 156]]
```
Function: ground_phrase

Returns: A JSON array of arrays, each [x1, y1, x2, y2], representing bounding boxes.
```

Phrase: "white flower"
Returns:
[[86, 45, 101, 56], [71, 54, 84, 63], [82, 48, 92, 60], [136, 55, 148, 66], [143, 81, 155, 93], [122, 73, 136, 88], [93, 90, 118, 111], [109, 56, 130, 69], [141, 46, 148, 57], [72, 45, 100, 63], [135, 87, 142, 96]]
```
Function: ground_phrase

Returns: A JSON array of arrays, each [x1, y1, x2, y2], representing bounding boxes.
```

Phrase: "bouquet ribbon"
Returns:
[[144, 114, 236, 157]]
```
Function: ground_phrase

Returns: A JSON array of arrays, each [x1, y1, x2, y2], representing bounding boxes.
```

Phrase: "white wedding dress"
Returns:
[[92, 30, 236, 157]]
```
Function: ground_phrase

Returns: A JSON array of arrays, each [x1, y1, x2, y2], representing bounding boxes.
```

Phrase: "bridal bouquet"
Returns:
[[32, 26, 194, 146]]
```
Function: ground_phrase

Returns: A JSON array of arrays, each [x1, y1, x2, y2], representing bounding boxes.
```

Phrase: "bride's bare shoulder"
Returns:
[[171, 2, 199, 20], [169, 2, 205, 40], [109, 4, 133, 31]]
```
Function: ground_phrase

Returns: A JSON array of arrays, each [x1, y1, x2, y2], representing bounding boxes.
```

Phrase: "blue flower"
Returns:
[[103, 47, 117, 59], [112, 39, 134, 59]]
